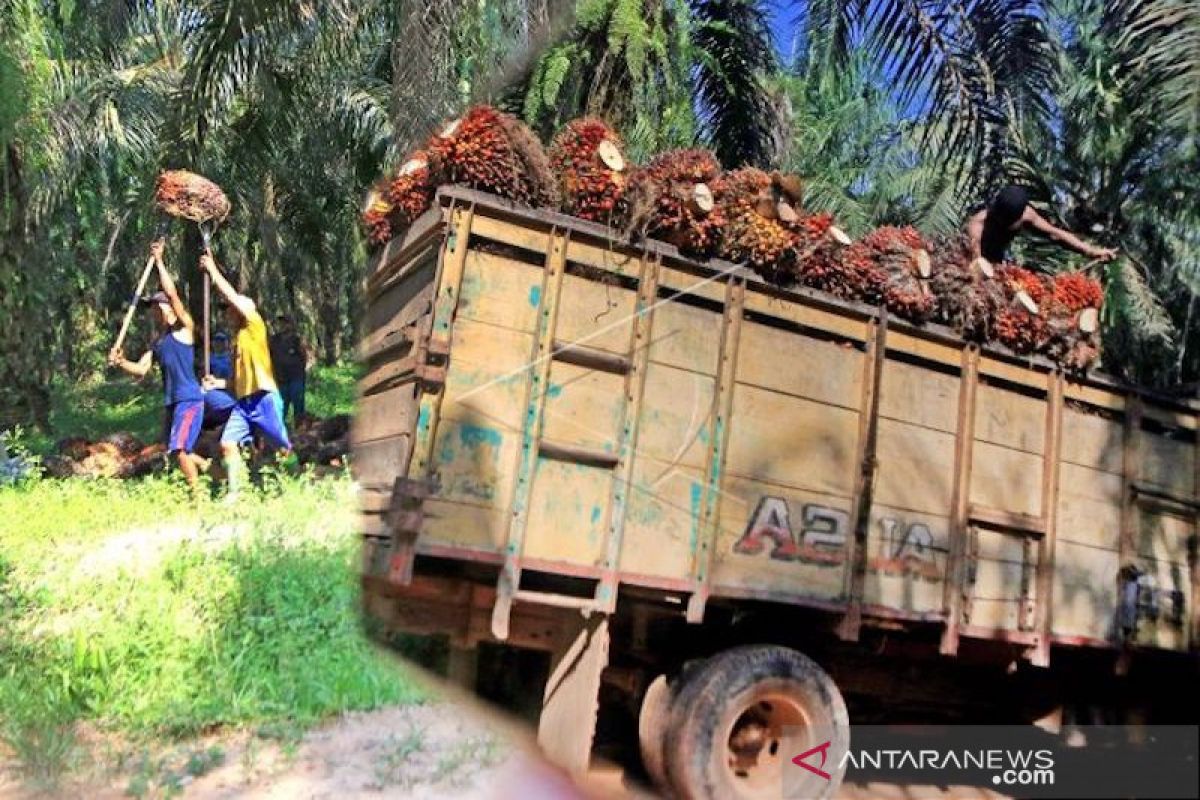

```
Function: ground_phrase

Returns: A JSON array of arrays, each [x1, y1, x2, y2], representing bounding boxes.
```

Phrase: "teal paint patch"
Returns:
[[591, 505, 602, 524], [417, 404, 431, 432], [689, 481, 703, 550], [546, 382, 563, 399], [459, 424, 503, 449], [528, 285, 542, 307]]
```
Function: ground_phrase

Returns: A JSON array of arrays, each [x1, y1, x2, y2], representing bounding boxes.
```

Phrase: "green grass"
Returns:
[[23, 362, 361, 455], [0, 470, 423, 783]]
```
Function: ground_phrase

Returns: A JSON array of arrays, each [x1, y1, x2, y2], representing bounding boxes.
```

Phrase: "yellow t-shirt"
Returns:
[[233, 309, 278, 398]]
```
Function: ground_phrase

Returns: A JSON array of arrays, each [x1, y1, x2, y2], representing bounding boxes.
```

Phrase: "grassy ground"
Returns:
[[0, 362, 427, 793], [21, 363, 360, 456]]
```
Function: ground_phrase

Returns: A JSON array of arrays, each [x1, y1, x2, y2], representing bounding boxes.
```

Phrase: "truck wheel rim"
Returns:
[[721, 685, 814, 798]]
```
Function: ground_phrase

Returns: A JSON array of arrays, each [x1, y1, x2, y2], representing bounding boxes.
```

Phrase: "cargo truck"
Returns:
[[355, 186, 1199, 798]]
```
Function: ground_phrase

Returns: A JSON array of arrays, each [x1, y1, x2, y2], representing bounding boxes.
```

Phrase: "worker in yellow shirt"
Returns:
[[199, 253, 291, 498]]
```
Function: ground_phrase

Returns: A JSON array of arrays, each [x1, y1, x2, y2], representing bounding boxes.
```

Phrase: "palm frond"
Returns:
[[690, 0, 780, 167]]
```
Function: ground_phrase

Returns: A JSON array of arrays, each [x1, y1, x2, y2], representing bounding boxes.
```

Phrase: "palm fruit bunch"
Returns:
[[426, 105, 556, 207], [385, 150, 438, 226], [928, 235, 1006, 340], [1040, 271, 1105, 370], [623, 148, 725, 257], [548, 118, 628, 222], [715, 168, 799, 282], [837, 226, 934, 321], [361, 184, 395, 246], [154, 170, 231, 224], [993, 264, 1050, 354]]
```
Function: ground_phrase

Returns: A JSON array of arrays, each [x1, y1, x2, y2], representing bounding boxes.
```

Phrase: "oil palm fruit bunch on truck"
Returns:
[[548, 117, 628, 223]]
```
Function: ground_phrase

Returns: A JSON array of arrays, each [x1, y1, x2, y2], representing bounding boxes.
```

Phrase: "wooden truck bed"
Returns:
[[355, 186, 1198, 665]]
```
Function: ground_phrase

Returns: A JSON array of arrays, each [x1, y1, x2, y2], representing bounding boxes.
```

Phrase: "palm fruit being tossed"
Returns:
[[623, 148, 725, 257], [154, 170, 231, 224], [993, 264, 1050, 354], [715, 168, 799, 282], [928, 235, 1005, 341], [549, 118, 628, 222], [427, 105, 556, 206]]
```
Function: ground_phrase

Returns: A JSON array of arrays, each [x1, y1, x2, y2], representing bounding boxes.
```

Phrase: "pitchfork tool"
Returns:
[[111, 219, 171, 357]]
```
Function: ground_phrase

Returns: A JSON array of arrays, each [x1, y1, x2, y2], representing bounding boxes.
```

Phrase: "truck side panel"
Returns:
[[361, 190, 1198, 659]]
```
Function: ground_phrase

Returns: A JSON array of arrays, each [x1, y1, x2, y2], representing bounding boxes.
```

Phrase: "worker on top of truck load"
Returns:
[[966, 185, 1118, 269], [199, 252, 291, 500], [108, 240, 205, 490]]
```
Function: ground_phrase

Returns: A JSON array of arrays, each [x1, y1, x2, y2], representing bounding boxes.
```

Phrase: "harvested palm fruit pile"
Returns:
[[622, 149, 725, 257], [548, 118, 628, 223], [41, 415, 352, 479], [361, 108, 1108, 371], [43, 434, 166, 479]]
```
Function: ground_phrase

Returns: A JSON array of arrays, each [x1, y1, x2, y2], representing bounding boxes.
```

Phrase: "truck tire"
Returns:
[[662, 645, 849, 800], [638, 674, 672, 791]]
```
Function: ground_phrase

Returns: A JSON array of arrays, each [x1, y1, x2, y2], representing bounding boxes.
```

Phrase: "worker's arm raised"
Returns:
[[152, 240, 195, 337], [1025, 207, 1117, 260], [108, 347, 154, 378], [966, 209, 987, 259], [200, 252, 257, 318]]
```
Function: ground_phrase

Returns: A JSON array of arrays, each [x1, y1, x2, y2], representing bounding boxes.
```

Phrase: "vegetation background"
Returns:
[[2, 0, 1199, 438]]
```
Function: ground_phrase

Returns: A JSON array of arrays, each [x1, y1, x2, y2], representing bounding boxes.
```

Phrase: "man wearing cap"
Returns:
[[209, 331, 233, 380], [269, 314, 307, 425], [199, 252, 291, 499], [108, 240, 205, 489], [966, 185, 1118, 269]]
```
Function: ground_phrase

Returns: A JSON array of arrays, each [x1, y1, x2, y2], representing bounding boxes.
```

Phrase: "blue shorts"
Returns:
[[203, 388, 237, 427], [220, 390, 292, 451], [164, 400, 204, 454]]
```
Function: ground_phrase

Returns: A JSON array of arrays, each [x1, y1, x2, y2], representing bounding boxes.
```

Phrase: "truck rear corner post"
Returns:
[[355, 187, 1200, 798]]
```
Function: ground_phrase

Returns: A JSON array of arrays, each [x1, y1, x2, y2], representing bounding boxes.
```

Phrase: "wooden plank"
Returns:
[[598, 253, 661, 611], [873, 418, 957, 517], [736, 321, 864, 410], [712, 475, 851, 602], [1056, 463, 1123, 549], [878, 359, 960, 433], [968, 505, 1047, 537], [469, 210, 551, 256], [741, 289, 870, 344], [457, 250, 543, 333], [646, 299, 722, 375], [1032, 372, 1064, 666], [974, 383, 1046, 454], [565, 235, 645, 280], [1060, 407, 1123, 473], [1051, 540, 1119, 642], [886, 329, 962, 371], [540, 362, 626, 451], [555, 271, 638, 355], [686, 279, 745, 622], [619, 457, 707, 582], [1139, 434, 1195, 497], [862, 505, 949, 616], [941, 346, 979, 655], [1064, 382, 1126, 414], [838, 316, 887, 641], [537, 616, 609, 776], [658, 265, 738, 307], [724, 385, 860, 497], [635, 362, 716, 470], [407, 202, 474, 478], [969, 442, 1043, 518], [1119, 396, 1144, 601], [539, 439, 620, 468], [493, 228, 571, 640], [552, 339, 631, 374]]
